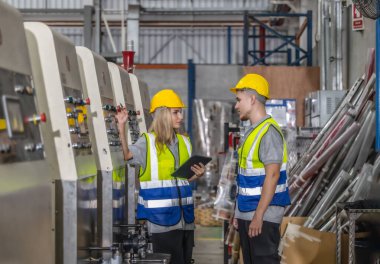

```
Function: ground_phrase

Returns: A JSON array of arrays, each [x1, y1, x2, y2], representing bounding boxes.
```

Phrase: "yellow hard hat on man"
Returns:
[[150, 89, 185, 113], [230, 74, 270, 99]]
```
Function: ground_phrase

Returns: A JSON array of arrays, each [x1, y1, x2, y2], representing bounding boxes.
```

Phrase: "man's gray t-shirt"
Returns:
[[234, 115, 286, 224], [128, 135, 195, 233]]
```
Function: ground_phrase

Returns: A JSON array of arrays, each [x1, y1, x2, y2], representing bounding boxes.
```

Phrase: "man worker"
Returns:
[[230, 74, 291, 264]]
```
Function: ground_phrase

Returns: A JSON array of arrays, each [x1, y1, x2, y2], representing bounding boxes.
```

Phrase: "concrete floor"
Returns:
[[193, 226, 224, 264]]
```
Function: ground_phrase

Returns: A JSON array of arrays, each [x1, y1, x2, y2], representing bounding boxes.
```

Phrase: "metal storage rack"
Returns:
[[335, 203, 380, 264]]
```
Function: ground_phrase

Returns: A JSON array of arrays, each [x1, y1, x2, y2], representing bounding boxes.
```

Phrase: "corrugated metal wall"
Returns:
[[5, 0, 270, 10], [6, 0, 290, 65]]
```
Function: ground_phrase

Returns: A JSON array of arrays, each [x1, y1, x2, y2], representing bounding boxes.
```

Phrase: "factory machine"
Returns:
[[108, 63, 142, 225], [129, 74, 153, 131], [0, 3, 54, 264], [24, 22, 97, 263], [76, 47, 137, 261], [77, 49, 169, 263]]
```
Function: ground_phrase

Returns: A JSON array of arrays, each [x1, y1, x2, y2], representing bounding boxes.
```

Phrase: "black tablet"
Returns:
[[171, 155, 212, 179]]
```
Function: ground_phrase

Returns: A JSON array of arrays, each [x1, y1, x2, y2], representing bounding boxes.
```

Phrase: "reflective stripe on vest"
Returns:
[[137, 132, 194, 226], [237, 117, 291, 211]]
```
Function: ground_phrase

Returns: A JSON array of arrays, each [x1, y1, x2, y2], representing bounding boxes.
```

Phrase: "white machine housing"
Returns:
[[0, 4, 53, 264], [25, 22, 98, 264]]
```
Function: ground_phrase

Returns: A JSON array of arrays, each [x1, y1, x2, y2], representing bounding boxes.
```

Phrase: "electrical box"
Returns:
[[308, 90, 345, 127]]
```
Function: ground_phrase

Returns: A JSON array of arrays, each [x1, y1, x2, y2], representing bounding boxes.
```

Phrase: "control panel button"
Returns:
[[109, 141, 121, 146], [0, 144, 11, 153], [25, 113, 47, 125], [24, 143, 35, 152]]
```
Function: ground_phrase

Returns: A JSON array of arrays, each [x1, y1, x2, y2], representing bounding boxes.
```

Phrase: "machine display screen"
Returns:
[[2, 96, 25, 138]]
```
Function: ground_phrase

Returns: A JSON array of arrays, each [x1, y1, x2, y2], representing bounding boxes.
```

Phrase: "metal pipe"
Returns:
[[227, 26, 232, 64], [290, 122, 361, 192], [287, 178, 314, 216], [187, 59, 196, 139], [313, 176, 358, 229], [339, 107, 373, 172], [305, 170, 350, 228], [377, 14, 380, 151], [102, 12, 117, 53], [323, 0, 331, 90], [331, 0, 337, 90], [259, 26, 266, 64], [306, 10, 313, 66], [94, 0, 102, 53], [243, 12, 249, 65], [121, 0, 125, 50], [336, 0, 343, 91], [354, 111, 376, 172], [296, 154, 337, 216]]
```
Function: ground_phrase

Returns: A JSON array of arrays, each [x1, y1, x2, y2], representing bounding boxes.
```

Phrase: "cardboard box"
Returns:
[[280, 217, 308, 236], [280, 223, 336, 264]]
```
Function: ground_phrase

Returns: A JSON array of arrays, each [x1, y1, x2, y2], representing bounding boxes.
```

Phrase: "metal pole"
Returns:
[[227, 26, 232, 64], [121, 0, 125, 51], [243, 12, 249, 65], [83, 5, 93, 50], [259, 26, 266, 65], [187, 59, 196, 140], [94, 0, 101, 53], [307, 10, 313, 66], [376, 14, 380, 151]]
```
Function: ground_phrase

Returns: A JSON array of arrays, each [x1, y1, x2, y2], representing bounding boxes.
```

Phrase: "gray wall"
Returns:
[[135, 68, 188, 103], [347, 8, 375, 87], [196, 65, 243, 101], [135, 65, 243, 103]]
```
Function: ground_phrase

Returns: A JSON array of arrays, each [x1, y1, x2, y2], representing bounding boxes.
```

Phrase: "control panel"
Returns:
[[0, 3, 54, 264], [138, 80, 153, 130], [25, 22, 98, 264], [64, 90, 92, 153], [0, 70, 45, 163], [129, 74, 151, 134], [77, 48, 121, 151], [108, 63, 141, 144]]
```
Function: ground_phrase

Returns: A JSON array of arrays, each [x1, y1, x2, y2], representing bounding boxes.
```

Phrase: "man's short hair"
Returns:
[[242, 88, 267, 105]]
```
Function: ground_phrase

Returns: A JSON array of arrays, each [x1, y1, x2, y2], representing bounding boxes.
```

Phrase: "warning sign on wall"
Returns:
[[352, 4, 364, 31]]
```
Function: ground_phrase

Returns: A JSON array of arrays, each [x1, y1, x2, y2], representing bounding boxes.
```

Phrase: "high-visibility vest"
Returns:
[[137, 132, 194, 226], [237, 117, 291, 212]]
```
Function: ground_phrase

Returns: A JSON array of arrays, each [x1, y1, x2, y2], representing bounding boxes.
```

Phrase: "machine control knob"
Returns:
[[0, 144, 11, 153], [67, 112, 77, 119], [104, 117, 113, 123], [72, 143, 83, 149], [64, 96, 74, 104], [35, 143, 44, 151], [15, 85, 34, 95], [106, 128, 118, 135], [24, 143, 36, 152], [25, 113, 47, 125], [69, 127, 81, 134], [82, 142, 92, 149], [109, 141, 121, 146], [103, 104, 117, 112]]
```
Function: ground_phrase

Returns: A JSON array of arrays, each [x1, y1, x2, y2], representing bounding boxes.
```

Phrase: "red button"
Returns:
[[85, 98, 91, 105], [40, 113, 47, 123]]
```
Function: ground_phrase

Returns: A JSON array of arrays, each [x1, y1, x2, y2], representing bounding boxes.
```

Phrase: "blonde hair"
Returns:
[[148, 107, 180, 153]]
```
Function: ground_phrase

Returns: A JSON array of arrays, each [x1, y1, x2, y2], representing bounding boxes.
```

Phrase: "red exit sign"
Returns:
[[352, 4, 364, 31]]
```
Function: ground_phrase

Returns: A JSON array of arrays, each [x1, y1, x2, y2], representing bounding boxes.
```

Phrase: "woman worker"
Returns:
[[116, 89, 205, 264]]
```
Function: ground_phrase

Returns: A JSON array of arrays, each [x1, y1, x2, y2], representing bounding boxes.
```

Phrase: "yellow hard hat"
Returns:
[[150, 89, 186, 113], [230, 74, 270, 99]]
